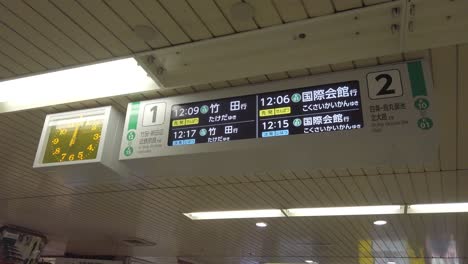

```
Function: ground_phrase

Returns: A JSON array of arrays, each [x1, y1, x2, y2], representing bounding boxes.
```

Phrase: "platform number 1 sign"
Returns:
[[367, 69, 403, 100], [143, 102, 166, 126]]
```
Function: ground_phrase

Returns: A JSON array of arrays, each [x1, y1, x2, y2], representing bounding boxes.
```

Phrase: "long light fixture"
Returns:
[[184, 203, 468, 220], [0, 58, 158, 113], [184, 209, 285, 220], [407, 203, 468, 214], [283, 205, 405, 217]]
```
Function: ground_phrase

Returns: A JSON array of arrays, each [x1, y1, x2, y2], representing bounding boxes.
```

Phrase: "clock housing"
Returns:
[[34, 106, 129, 185]]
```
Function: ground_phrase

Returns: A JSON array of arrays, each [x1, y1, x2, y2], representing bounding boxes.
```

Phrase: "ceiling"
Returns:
[[1, 1, 468, 264], [0, 0, 393, 85]]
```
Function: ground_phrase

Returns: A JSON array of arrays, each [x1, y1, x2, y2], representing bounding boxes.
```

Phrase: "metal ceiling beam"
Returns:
[[137, 0, 468, 89]]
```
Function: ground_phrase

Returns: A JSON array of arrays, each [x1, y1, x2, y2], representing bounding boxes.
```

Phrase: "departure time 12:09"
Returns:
[[172, 106, 199, 118], [261, 120, 289, 130]]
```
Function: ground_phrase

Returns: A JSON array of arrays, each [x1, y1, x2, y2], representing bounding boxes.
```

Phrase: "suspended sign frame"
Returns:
[[120, 60, 437, 179]]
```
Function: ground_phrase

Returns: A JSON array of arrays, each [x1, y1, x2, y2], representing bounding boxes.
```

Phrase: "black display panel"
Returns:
[[168, 95, 257, 146], [257, 80, 363, 138], [168, 80, 363, 146]]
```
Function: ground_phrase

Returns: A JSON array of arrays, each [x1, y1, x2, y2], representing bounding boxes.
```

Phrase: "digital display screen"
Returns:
[[258, 81, 363, 137], [168, 81, 363, 146], [168, 95, 257, 146]]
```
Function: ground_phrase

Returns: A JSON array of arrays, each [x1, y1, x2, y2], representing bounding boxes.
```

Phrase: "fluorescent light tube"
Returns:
[[264, 263, 315, 264], [407, 203, 468, 214], [284, 205, 404, 217], [0, 58, 158, 113], [184, 209, 285, 220]]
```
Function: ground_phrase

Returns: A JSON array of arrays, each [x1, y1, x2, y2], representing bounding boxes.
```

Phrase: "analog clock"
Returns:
[[34, 106, 115, 167], [34, 106, 129, 185], [42, 117, 103, 163]]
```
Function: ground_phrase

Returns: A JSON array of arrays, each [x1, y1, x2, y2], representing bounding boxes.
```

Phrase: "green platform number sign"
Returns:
[[292, 93, 301, 103], [199, 128, 207, 136], [417, 118, 433, 130], [200, 105, 209, 114], [414, 98, 430, 111], [293, 118, 302, 127], [127, 131, 136, 141], [124, 146, 134, 157]]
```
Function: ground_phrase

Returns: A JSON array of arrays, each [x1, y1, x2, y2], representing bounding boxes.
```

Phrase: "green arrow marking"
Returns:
[[407, 61, 427, 97], [128, 102, 140, 130]]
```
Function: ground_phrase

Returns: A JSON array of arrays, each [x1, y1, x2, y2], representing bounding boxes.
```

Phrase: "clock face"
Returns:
[[42, 118, 103, 164]]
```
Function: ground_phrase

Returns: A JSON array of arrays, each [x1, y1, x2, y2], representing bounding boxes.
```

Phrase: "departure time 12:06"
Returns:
[[259, 95, 291, 106]]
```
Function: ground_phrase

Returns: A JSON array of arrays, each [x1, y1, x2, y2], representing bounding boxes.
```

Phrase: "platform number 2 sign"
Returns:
[[143, 102, 166, 126], [367, 69, 403, 100]]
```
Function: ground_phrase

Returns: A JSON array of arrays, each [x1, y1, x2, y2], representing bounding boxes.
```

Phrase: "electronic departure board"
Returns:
[[120, 60, 438, 181], [168, 81, 363, 146]]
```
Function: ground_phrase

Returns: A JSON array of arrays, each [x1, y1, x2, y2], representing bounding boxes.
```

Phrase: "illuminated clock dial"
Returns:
[[42, 118, 103, 163]]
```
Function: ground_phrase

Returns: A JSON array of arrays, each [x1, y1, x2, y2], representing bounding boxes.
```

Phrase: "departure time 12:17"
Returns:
[[173, 129, 197, 139]]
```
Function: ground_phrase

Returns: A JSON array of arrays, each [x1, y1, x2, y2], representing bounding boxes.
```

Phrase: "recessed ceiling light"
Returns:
[[373, 220, 387, 226], [284, 205, 404, 217], [407, 203, 468, 214], [305, 260, 315, 263], [387, 262, 396, 264], [183, 209, 285, 220], [256, 222, 268, 227], [122, 237, 156, 247]]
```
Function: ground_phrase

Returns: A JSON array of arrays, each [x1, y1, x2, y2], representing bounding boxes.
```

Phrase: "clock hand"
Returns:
[[69, 124, 80, 147]]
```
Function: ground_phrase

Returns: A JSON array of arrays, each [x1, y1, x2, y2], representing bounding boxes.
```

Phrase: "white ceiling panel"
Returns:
[[0, 0, 467, 263], [1, 45, 463, 264], [0, 0, 398, 81]]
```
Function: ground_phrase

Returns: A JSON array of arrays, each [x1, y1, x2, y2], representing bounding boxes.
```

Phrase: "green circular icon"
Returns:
[[291, 93, 301, 103], [199, 128, 207, 136], [293, 118, 302, 127], [200, 105, 209, 114], [124, 146, 134, 157], [414, 98, 430, 110], [417, 117, 433, 130], [127, 131, 136, 141]]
